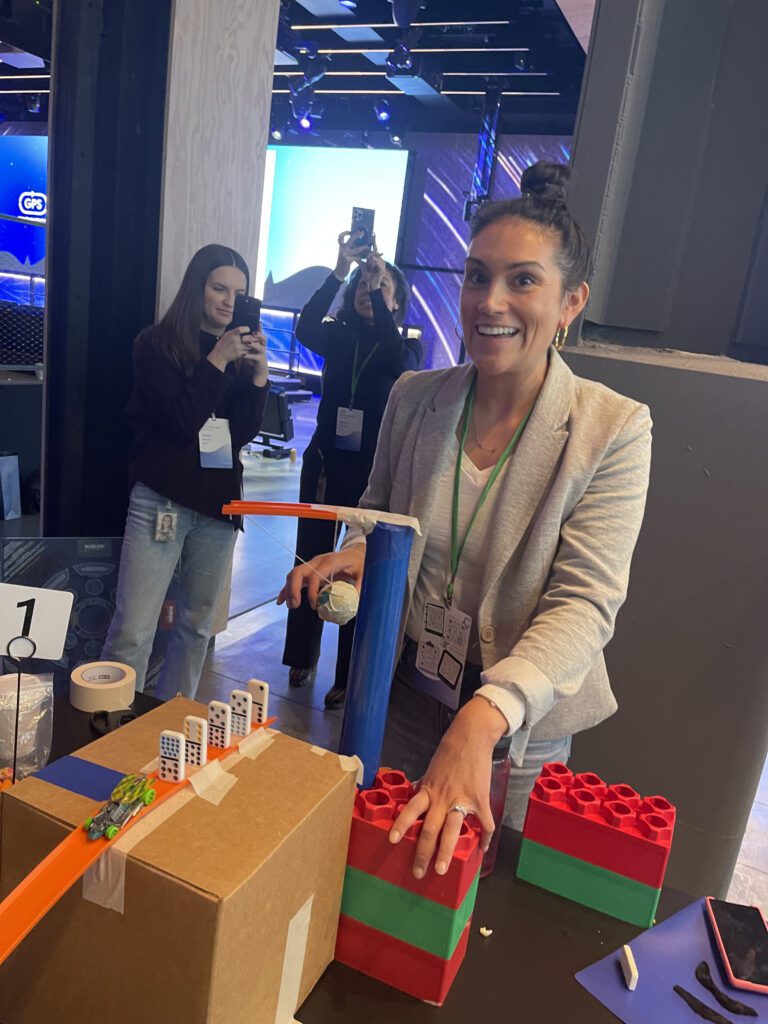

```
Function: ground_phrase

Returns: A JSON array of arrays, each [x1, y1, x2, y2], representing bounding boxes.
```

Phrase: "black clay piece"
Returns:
[[695, 961, 757, 1017], [674, 985, 735, 1024]]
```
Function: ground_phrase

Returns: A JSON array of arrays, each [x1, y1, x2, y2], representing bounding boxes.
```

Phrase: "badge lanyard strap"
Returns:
[[349, 341, 379, 408], [447, 378, 533, 606]]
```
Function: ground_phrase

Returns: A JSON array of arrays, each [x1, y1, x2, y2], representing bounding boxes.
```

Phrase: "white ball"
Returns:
[[317, 580, 360, 625]]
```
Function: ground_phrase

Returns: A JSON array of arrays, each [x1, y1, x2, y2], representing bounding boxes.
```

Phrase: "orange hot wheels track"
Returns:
[[222, 500, 343, 521], [0, 717, 275, 967]]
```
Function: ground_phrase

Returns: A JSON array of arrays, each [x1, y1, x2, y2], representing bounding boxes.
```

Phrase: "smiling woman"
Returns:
[[279, 162, 652, 879]]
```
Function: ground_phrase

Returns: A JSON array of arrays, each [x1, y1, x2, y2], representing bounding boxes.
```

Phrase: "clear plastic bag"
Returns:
[[0, 672, 54, 780]]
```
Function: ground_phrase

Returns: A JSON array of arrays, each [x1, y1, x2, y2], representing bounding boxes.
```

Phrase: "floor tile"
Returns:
[[727, 862, 768, 910], [735, 800, 768, 874]]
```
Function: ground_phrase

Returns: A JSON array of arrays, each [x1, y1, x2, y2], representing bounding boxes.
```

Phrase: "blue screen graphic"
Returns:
[[0, 136, 47, 306]]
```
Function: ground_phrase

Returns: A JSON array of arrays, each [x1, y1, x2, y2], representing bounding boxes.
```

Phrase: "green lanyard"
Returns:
[[447, 377, 533, 606], [349, 341, 379, 407]]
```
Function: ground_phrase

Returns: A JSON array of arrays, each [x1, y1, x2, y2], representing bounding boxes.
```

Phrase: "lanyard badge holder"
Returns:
[[199, 412, 233, 469], [336, 341, 379, 452], [414, 377, 532, 709]]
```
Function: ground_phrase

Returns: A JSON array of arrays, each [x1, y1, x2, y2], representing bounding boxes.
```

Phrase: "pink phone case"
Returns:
[[705, 896, 768, 994]]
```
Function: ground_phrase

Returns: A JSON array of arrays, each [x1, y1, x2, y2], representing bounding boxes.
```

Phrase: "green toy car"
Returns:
[[83, 772, 157, 841]]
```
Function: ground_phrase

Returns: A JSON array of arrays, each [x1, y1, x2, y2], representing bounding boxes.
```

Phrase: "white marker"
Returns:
[[620, 944, 638, 991], [183, 715, 208, 767], [158, 730, 186, 783], [208, 700, 232, 749], [247, 679, 270, 725], [229, 689, 253, 738]]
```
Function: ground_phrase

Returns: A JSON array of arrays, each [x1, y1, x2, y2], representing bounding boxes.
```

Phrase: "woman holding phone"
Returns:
[[102, 244, 269, 700], [282, 228, 422, 709]]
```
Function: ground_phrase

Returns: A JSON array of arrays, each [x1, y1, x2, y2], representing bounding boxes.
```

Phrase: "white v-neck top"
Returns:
[[407, 437, 502, 662]]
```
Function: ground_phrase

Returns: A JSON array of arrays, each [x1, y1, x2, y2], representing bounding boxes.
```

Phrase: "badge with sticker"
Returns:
[[412, 601, 472, 709], [199, 416, 233, 469]]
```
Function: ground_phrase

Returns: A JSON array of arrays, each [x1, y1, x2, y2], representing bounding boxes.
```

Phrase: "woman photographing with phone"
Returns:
[[282, 228, 422, 709], [102, 244, 269, 700]]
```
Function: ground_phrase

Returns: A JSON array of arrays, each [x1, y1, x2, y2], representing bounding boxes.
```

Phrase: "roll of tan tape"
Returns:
[[69, 662, 136, 713]]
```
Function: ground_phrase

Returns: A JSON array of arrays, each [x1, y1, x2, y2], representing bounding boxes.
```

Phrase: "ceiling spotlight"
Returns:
[[339, 0, 357, 7], [299, 114, 312, 130], [374, 98, 391, 122], [271, 126, 284, 141], [389, 0, 422, 30], [386, 41, 413, 73], [390, 131, 403, 146]]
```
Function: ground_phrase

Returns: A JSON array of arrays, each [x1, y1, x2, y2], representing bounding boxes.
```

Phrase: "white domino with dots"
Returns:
[[247, 679, 270, 725], [208, 700, 232, 749], [229, 689, 253, 738], [159, 730, 186, 782], [183, 715, 208, 767]]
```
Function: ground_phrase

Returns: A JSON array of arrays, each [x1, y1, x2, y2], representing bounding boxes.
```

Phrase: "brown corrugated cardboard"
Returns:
[[0, 697, 356, 1024]]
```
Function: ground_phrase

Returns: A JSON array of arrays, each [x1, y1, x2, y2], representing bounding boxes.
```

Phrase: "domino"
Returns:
[[208, 700, 232, 749], [247, 678, 270, 725], [158, 730, 186, 783], [229, 689, 253, 738], [183, 715, 208, 767], [620, 944, 639, 991]]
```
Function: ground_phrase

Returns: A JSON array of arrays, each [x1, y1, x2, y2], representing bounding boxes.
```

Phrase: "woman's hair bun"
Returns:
[[520, 161, 570, 203]]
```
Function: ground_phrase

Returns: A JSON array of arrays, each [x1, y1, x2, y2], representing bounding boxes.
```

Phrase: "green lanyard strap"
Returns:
[[349, 341, 379, 407], [447, 377, 533, 605]]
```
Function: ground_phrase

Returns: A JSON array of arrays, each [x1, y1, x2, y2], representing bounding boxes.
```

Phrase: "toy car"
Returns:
[[83, 772, 157, 841]]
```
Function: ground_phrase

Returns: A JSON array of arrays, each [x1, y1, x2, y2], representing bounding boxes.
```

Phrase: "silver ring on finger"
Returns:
[[449, 802, 471, 817]]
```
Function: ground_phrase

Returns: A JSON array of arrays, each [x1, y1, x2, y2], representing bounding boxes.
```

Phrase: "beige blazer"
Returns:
[[356, 350, 652, 745]]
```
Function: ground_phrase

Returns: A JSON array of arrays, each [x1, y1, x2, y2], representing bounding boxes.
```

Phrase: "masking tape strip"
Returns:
[[82, 788, 196, 914], [69, 662, 136, 713], [189, 758, 238, 805], [338, 754, 364, 786], [275, 894, 314, 1024], [335, 506, 421, 536], [309, 746, 327, 757], [238, 729, 274, 760]]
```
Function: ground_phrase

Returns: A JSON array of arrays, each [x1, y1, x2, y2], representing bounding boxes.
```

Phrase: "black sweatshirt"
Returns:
[[127, 327, 269, 523], [297, 273, 422, 464]]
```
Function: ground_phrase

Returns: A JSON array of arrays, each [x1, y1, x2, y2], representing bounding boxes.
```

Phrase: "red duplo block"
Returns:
[[522, 762, 676, 888], [335, 913, 471, 1006], [346, 769, 482, 909]]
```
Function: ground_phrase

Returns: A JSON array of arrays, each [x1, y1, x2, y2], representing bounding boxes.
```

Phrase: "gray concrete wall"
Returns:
[[564, 344, 768, 896]]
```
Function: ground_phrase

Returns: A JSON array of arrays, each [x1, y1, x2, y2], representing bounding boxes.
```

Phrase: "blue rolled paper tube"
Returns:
[[338, 521, 414, 788]]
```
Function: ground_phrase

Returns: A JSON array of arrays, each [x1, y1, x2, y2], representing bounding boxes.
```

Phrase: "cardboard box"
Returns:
[[0, 698, 356, 1024]]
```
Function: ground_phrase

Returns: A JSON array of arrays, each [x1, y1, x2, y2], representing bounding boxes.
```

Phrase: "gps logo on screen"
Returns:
[[18, 191, 47, 219]]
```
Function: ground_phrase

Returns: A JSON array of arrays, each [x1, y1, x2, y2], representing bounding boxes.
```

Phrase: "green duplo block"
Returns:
[[517, 839, 661, 928], [341, 865, 479, 959]]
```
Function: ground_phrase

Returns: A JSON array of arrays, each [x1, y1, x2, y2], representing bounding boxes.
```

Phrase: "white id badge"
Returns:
[[335, 407, 364, 452], [413, 601, 472, 709], [155, 508, 178, 542], [199, 416, 233, 469]]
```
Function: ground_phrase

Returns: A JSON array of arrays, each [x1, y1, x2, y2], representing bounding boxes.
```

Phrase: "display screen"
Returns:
[[0, 135, 47, 306], [256, 145, 409, 312], [709, 899, 768, 985]]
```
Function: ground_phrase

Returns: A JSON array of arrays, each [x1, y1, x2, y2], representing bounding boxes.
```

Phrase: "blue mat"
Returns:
[[576, 898, 767, 1023], [33, 756, 126, 802]]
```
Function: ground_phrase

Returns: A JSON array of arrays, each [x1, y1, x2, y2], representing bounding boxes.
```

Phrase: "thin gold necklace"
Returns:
[[471, 406, 499, 453]]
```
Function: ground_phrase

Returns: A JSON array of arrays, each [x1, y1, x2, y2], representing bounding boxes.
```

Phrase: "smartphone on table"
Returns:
[[705, 896, 768, 993], [350, 207, 375, 250], [228, 294, 262, 335]]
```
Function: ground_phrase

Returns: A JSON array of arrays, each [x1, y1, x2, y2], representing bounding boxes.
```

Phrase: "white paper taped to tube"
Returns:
[[334, 506, 421, 535], [69, 662, 136, 713], [317, 580, 359, 626]]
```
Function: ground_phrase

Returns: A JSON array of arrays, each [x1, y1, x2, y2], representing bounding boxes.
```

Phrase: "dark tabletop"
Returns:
[[49, 695, 692, 1023]]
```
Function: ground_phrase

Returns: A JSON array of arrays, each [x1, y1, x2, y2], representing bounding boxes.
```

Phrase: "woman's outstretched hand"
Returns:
[[334, 230, 371, 282], [277, 545, 366, 610], [389, 697, 508, 878]]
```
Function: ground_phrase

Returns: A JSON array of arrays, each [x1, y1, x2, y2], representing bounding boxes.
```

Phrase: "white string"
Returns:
[[246, 516, 336, 589]]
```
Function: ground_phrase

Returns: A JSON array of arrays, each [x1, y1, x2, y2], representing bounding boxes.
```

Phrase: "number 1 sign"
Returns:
[[0, 582, 74, 660]]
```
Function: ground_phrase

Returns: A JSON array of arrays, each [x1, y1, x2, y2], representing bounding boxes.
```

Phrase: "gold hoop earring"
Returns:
[[554, 324, 569, 351]]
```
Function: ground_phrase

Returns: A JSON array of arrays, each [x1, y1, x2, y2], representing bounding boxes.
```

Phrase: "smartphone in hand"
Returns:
[[229, 294, 262, 335], [351, 207, 375, 250]]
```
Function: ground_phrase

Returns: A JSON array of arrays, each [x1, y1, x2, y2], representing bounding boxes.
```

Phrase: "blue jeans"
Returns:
[[381, 644, 572, 831], [102, 483, 236, 699]]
